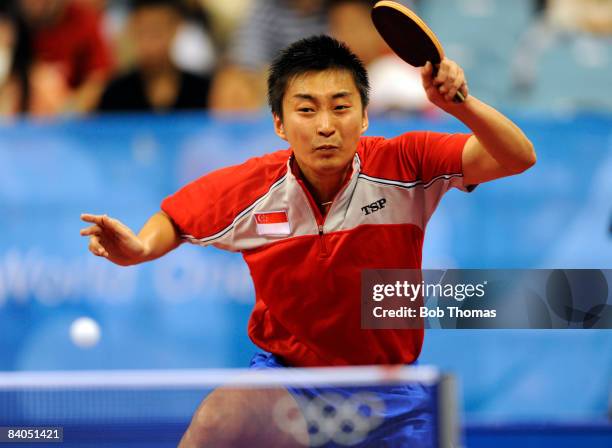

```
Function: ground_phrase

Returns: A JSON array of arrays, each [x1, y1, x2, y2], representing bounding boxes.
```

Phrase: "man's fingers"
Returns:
[[421, 61, 433, 87], [99, 214, 116, 230], [433, 60, 468, 102], [445, 73, 464, 101], [80, 224, 103, 237], [453, 73, 464, 91], [81, 214, 136, 260], [81, 214, 125, 235], [447, 85, 462, 102], [81, 213, 105, 224], [100, 215, 131, 235], [433, 61, 449, 86], [88, 235, 108, 258], [422, 57, 469, 105], [83, 215, 110, 257], [81, 213, 116, 227], [437, 63, 453, 94]]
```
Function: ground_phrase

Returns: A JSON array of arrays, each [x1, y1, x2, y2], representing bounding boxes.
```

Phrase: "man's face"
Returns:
[[131, 6, 179, 72], [274, 69, 368, 180]]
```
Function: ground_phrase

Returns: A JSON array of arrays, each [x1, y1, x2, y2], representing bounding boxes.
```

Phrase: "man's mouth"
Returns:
[[315, 144, 339, 150]]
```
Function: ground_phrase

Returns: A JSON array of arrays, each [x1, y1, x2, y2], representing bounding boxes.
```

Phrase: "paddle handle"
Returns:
[[454, 91, 465, 103]]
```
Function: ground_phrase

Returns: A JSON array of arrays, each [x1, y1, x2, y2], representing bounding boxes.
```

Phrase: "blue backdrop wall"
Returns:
[[0, 112, 610, 423]]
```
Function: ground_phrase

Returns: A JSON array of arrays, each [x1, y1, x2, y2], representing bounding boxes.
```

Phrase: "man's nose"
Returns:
[[317, 112, 335, 137]]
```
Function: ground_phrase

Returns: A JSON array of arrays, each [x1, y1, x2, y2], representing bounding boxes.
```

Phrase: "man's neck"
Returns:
[[141, 65, 180, 110], [294, 159, 352, 205]]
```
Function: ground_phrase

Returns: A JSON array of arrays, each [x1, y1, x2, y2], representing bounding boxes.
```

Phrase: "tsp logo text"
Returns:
[[361, 198, 387, 215]]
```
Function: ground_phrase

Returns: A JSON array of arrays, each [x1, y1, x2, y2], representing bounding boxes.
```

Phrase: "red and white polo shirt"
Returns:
[[162, 131, 472, 367]]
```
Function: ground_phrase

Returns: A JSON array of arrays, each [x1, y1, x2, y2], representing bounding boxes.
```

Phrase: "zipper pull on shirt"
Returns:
[[318, 224, 329, 258]]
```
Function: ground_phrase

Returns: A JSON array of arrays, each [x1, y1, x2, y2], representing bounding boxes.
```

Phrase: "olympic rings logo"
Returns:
[[273, 391, 386, 446]]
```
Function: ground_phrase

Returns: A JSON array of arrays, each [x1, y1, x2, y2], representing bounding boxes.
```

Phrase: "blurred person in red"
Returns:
[[97, 0, 212, 113], [0, 4, 66, 116], [0, 5, 28, 115], [328, 0, 431, 115], [16, 0, 113, 114], [75, 0, 106, 15]]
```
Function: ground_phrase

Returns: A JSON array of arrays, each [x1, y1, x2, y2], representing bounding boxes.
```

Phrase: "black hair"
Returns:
[[267, 35, 369, 118]]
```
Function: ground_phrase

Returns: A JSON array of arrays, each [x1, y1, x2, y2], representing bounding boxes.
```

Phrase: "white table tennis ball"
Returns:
[[70, 317, 101, 348]]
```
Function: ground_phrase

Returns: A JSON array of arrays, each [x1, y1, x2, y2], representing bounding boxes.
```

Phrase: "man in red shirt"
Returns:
[[81, 35, 535, 447], [18, 0, 113, 113]]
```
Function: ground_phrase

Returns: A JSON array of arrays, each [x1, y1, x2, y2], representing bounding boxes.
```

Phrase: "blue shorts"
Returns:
[[250, 352, 437, 448]]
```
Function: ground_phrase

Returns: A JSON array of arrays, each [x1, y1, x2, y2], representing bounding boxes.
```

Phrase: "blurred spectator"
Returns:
[[171, 0, 216, 75], [0, 3, 71, 117], [97, 0, 212, 113], [328, 0, 429, 114], [197, 0, 251, 51], [0, 13, 14, 86], [512, 0, 612, 93], [543, 0, 612, 35], [104, 0, 216, 75], [15, 0, 114, 114], [209, 0, 328, 112], [75, 0, 106, 15], [0, 5, 28, 115]]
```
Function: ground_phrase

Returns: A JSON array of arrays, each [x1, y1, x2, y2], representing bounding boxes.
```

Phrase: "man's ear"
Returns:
[[273, 113, 287, 141], [361, 108, 369, 134]]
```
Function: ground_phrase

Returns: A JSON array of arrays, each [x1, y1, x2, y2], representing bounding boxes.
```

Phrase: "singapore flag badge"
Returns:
[[254, 210, 291, 236]]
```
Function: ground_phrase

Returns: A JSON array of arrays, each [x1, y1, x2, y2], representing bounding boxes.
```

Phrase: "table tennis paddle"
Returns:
[[371, 0, 465, 103]]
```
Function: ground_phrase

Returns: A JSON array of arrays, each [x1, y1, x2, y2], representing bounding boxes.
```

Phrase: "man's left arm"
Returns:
[[421, 60, 536, 185]]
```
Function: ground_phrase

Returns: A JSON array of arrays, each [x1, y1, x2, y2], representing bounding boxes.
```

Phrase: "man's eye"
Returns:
[[335, 105, 350, 110], [298, 107, 314, 113]]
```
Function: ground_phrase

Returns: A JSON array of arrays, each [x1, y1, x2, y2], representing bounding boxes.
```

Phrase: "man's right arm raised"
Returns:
[[80, 211, 181, 266]]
